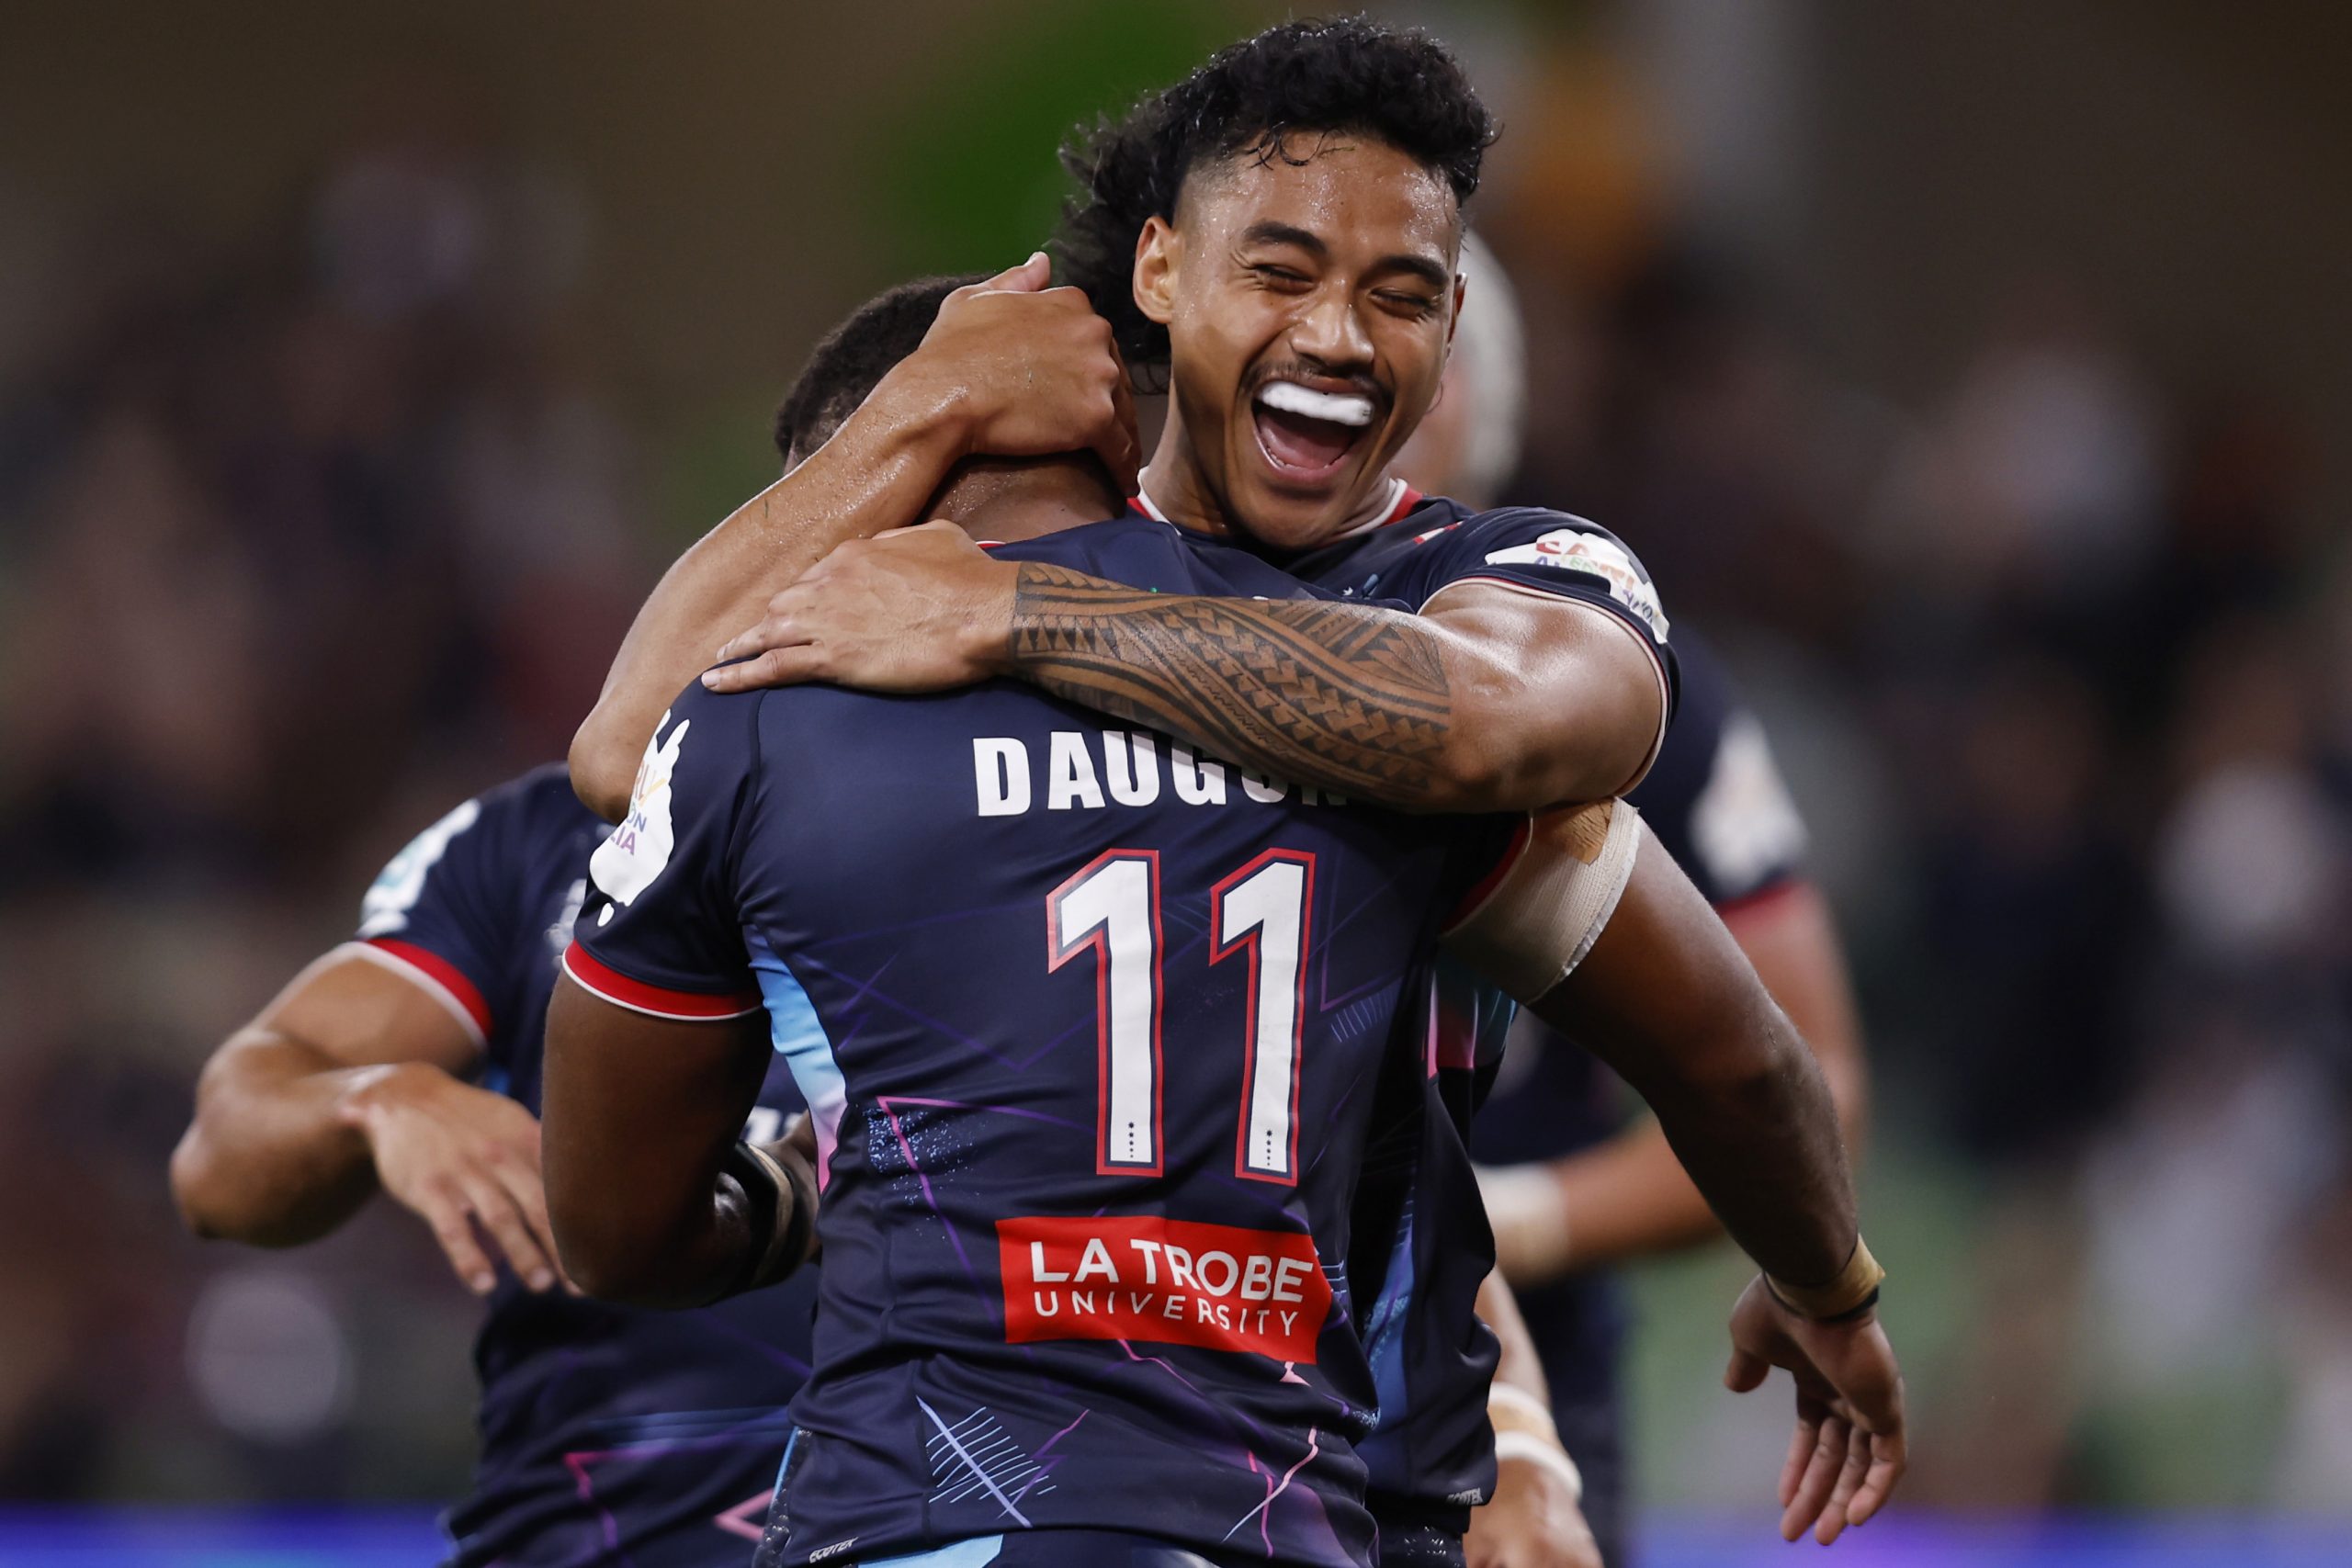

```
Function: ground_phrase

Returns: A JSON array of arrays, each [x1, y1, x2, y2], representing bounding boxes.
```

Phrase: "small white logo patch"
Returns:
[[589, 711, 690, 920], [1484, 527, 1670, 640]]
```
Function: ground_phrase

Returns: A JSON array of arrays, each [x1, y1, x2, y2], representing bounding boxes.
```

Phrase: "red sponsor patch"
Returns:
[[998, 1215, 1329, 1364]]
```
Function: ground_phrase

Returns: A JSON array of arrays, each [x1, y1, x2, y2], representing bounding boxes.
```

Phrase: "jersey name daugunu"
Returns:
[[568, 514, 1528, 1568], [353, 765, 818, 1568], [1281, 496, 1680, 1546]]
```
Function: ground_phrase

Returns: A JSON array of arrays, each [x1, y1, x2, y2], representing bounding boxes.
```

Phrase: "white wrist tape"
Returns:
[[1444, 800, 1644, 1003], [1487, 1382, 1558, 1439], [1493, 1430, 1584, 1502]]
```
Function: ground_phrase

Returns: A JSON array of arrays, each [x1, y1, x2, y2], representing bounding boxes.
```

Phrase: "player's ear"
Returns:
[[1445, 270, 1466, 353], [1134, 216, 1179, 327]]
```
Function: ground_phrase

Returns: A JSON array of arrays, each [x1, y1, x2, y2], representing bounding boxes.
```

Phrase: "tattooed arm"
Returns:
[[703, 523, 1664, 813]]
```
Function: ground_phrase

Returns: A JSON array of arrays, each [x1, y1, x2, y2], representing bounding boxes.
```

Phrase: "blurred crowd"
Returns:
[[2, 28, 2347, 1528]]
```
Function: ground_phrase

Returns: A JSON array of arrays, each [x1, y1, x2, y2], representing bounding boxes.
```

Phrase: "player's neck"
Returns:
[[936, 457, 1124, 544]]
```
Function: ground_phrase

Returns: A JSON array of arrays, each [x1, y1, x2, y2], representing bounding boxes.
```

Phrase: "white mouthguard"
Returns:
[[1256, 381, 1375, 428]]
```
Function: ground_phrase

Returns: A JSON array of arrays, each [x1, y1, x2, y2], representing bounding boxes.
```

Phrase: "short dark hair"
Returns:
[[774, 274, 986, 465], [1055, 16, 1497, 376]]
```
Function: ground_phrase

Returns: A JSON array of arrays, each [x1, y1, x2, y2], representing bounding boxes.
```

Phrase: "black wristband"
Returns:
[[719, 1141, 786, 1301]]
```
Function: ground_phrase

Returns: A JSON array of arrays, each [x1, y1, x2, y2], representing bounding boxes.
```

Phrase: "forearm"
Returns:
[[1542, 984, 1852, 1285], [1532, 838, 1858, 1286], [571, 397, 964, 819], [169, 1035, 386, 1246], [1477, 1272, 1550, 1405], [1005, 564, 1621, 811]]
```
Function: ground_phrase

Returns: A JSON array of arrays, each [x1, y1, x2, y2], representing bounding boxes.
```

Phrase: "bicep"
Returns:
[[1420, 583, 1668, 802], [540, 974, 771, 1263]]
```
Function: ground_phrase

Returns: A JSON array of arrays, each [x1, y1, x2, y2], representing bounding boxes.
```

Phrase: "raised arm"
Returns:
[[170, 951, 565, 1295], [570, 256, 1136, 819], [704, 525, 1663, 813]]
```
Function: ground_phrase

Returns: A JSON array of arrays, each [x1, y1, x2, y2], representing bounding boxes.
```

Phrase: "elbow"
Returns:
[[546, 1190, 685, 1308], [567, 710, 633, 824], [1652, 992, 1814, 1110], [548, 1216, 653, 1305], [168, 1128, 230, 1240]]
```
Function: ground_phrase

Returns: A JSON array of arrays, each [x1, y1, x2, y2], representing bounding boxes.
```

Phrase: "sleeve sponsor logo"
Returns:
[[359, 797, 482, 938], [1482, 527, 1670, 641], [589, 710, 688, 924], [998, 1214, 1329, 1363]]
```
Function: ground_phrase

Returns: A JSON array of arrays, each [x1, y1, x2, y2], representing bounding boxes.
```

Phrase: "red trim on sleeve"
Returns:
[[1441, 817, 1535, 934], [1716, 876, 1806, 925], [561, 943, 763, 1022], [365, 939, 493, 1040]]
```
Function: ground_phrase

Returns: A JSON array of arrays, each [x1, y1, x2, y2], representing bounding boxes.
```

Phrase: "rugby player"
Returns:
[[164, 257, 1139, 1568], [562, 17, 1902, 1559], [167, 767, 819, 1565], [1395, 236, 1872, 1566], [673, 19, 1894, 1560], [538, 281, 1886, 1568]]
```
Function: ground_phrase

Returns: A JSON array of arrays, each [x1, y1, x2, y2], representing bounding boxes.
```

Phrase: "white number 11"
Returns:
[[1049, 848, 1315, 1184]]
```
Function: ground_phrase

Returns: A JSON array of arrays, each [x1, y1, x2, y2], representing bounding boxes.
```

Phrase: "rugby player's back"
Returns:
[[568, 515, 1523, 1568]]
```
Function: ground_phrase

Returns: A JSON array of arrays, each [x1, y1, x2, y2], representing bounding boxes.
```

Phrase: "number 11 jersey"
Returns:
[[567, 514, 1524, 1568]]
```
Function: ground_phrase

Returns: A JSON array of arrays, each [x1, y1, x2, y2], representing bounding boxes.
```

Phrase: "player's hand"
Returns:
[[339, 1061, 571, 1296], [1465, 1449, 1602, 1568], [704, 521, 1015, 695], [882, 252, 1140, 493], [1723, 1276, 1906, 1544]]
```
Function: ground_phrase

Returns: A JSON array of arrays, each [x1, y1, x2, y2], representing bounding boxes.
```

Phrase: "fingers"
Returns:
[[702, 644, 830, 694], [1815, 1426, 1876, 1545], [1847, 1423, 1908, 1528], [971, 251, 1052, 296], [485, 1150, 574, 1295], [458, 1169, 560, 1293], [1779, 1413, 1850, 1543], [415, 1182, 499, 1295], [1776, 1411, 1814, 1510], [1723, 1345, 1769, 1393]]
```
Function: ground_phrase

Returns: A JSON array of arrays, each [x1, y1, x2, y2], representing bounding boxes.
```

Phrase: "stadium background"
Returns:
[[2, 0, 2347, 1561]]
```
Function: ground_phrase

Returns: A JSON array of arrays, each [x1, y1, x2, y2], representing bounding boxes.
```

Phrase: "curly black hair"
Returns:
[[1055, 16, 1497, 378], [773, 273, 987, 467]]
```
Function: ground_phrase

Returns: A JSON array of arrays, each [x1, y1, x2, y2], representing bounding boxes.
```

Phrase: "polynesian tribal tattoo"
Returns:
[[1007, 561, 1453, 797]]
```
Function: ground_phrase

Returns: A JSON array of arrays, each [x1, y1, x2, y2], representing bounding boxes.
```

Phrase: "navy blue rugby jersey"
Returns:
[[1470, 628, 1809, 1406], [564, 514, 1529, 1568], [351, 763, 818, 1568], [1278, 494, 1683, 1534]]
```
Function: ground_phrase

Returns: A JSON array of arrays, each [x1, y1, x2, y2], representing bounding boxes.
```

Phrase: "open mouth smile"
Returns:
[[1250, 379, 1378, 485]]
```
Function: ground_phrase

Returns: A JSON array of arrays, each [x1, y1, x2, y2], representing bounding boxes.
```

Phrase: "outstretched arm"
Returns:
[[705, 525, 1663, 813], [171, 950, 567, 1295], [571, 256, 1136, 819], [1484, 883, 1868, 1280], [1446, 807, 1903, 1543]]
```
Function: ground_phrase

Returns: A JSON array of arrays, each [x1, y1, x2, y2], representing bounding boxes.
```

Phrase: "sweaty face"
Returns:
[[1142, 138, 1460, 552]]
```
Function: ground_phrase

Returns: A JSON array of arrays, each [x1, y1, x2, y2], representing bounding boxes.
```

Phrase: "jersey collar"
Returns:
[[1129, 477, 1422, 537]]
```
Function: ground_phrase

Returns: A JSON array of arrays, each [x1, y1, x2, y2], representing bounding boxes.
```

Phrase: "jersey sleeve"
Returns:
[[350, 785, 529, 1047], [1400, 509, 1679, 784], [1624, 631, 1807, 909], [562, 685, 765, 1021]]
